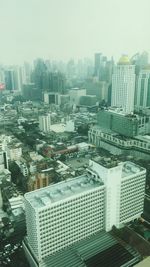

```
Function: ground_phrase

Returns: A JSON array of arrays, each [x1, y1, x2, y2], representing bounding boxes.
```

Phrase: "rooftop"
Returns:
[[93, 156, 119, 169], [25, 174, 104, 209]]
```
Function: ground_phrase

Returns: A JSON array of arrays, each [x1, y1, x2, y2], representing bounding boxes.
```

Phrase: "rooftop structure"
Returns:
[[25, 174, 103, 209]]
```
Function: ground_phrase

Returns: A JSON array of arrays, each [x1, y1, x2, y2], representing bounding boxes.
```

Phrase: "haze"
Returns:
[[0, 0, 150, 64]]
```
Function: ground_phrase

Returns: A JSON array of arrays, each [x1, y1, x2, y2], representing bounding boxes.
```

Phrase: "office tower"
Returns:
[[49, 72, 66, 94], [85, 79, 109, 103], [39, 114, 51, 133], [5, 70, 15, 91], [131, 51, 149, 75], [94, 53, 101, 77], [135, 68, 150, 110], [22, 83, 40, 101], [0, 67, 5, 83], [105, 58, 114, 83], [5, 67, 22, 91], [31, 59, 47, 91], [31, 59, 66, 95], [111, 55, 135, 114], [21, 62, 32, 84]]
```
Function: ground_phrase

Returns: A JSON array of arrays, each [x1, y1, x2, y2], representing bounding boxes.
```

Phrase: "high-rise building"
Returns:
[[131, 51, 149, 75], [23, 159, 146, 267], [94, 53, 101, 77], [5, 67, 22, 91], [111, 55, 135, 114], [135, 68, 150, 111], [39, 114, 51, 133]]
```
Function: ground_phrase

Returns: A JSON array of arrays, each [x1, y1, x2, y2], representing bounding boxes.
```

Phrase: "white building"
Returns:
[[23, 159, 146, 267], [111, 55, 135, 114], [135, 69, 150, 111], [39, 114, 51, 133]]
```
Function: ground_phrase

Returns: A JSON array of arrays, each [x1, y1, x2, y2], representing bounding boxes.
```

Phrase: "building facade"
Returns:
[[111, 55, 135, 114]]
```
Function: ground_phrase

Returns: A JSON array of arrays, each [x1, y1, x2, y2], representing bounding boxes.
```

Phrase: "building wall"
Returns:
[[89, 160, 122, 231], [25, 200, 40, 260], [120, 169, 146, 224]]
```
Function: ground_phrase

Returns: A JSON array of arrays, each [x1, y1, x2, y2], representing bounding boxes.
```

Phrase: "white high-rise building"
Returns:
[[135, 69, 150, 110], [39, 114, 51, 133], [23, 159, 146, 267], [111, 55, 135, 114]]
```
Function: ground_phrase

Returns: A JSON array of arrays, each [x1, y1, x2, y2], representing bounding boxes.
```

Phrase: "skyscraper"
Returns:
[[94, 52, 101, 77], [5, 67, 22, 91], [111, 55, 135, 114], [135, 68, 150, 110]]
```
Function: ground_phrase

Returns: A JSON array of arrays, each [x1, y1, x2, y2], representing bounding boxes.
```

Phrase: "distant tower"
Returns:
[[111, 55, 135, 114], [5, 67, 22, 91], [94, 53, 101, 77], [39, 114, 51, 133], [135, 68, 150, 110]]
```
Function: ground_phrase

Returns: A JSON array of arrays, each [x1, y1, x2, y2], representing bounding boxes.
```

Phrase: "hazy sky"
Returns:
[[0, 0, 150, 64]]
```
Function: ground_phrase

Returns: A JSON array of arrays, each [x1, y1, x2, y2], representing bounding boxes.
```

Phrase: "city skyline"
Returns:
[[0, 0, 150, 64]]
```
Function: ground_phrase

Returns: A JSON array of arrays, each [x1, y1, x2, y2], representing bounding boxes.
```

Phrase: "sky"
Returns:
[[0, 0, 150, 65]]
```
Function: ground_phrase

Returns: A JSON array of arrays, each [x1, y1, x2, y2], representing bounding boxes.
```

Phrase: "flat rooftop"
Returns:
[[25, 174, 104, 209]]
